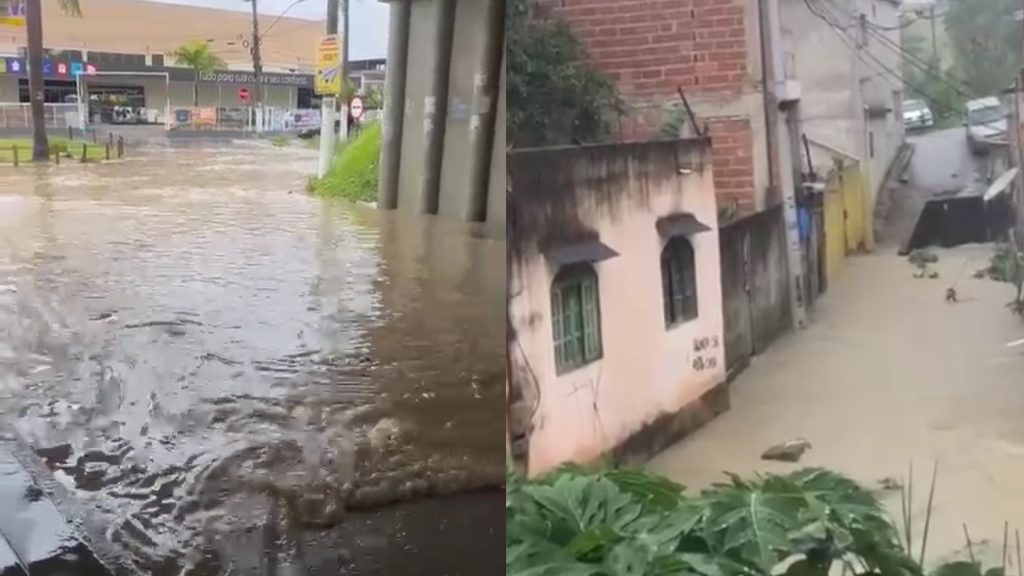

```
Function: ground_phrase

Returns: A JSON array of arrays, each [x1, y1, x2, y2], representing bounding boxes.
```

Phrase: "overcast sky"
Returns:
[[146, 0, 390, 60]]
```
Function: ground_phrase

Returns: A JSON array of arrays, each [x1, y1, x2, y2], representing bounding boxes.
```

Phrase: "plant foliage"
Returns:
[[507, 0, 622, 148], [508, 466, 928, 576]]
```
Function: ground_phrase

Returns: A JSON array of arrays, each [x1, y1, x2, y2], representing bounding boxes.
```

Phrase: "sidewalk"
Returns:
[[650, 245, 1024, 565], [0, 437, 113, 575]]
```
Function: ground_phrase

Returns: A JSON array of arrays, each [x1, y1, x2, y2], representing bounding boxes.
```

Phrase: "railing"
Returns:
[[0, 104, 81, 130]]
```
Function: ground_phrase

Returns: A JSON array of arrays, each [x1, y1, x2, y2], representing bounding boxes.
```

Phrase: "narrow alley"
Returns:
[[651, 127, 1024, 566]]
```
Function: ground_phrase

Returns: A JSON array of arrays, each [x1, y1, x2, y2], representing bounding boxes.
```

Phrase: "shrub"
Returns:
[[312, 122, 380, 203], [507, 465, 922, 576]]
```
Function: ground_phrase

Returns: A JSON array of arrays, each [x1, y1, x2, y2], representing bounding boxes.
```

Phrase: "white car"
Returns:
[[902, 99, 934, 130], [964, 96, 1008, 155]]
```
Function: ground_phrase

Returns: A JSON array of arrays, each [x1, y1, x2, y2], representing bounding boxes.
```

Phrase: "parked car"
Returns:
[[964, 96, 1008, 155], [902, 98, 934, 130]]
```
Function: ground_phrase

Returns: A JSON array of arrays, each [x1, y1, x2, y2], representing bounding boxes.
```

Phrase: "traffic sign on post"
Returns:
[[350, 96, 364, 120], [238, 87, 251, 102], [315, 35, 343, 96]]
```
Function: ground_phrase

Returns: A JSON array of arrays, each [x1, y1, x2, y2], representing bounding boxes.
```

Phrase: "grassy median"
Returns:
[[0, 138, 112, 164], [311, 122, 380, 203]]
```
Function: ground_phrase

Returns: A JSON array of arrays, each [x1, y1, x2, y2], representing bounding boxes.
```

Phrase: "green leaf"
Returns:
[[932, 562, 984, 576], [605, 540, 650, 576]]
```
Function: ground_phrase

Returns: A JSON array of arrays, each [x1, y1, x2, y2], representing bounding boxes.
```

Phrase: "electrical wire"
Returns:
[[805, 0, 1011, 131]]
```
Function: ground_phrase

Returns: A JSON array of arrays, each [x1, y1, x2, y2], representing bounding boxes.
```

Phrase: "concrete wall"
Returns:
[[782, 0, 904, 236], [508, 140, 725, 475], [396, 0, 438, 212], [437, 0, 487, 218], [486, 54, 506, 226], [548, 0, 770, 214]]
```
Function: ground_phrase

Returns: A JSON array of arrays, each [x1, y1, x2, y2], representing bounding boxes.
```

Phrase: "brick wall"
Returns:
[[543, 0, 758, 213]]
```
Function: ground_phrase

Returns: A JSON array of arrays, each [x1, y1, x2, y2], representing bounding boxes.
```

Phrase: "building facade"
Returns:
[[546, 0, 905, 227], [0, 0, 384, 127], [508, 139, 726, 475]]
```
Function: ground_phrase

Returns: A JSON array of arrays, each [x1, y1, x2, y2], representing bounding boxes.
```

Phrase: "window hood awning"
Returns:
[[656, 213, 712, 237], [545, 240, 618, 267]]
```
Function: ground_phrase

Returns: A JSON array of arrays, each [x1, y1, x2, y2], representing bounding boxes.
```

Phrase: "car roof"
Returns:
[[966, 96, 1002, 111], [903, 99, 927, 108]]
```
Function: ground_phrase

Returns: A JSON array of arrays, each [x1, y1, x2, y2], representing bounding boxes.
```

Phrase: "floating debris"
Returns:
[[761, 438, 812, 463]]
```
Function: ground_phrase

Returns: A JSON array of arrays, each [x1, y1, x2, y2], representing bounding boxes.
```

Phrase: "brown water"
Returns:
[[0, 140, 506, 574]]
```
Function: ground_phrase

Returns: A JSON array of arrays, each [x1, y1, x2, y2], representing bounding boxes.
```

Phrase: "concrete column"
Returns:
[[378, 0, 411, 210], [418, 0, 457, 215], [462, 0, 504, 222]]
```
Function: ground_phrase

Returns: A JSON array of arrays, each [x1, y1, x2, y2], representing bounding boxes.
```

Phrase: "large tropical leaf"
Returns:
[[700, 474, 804, 572]]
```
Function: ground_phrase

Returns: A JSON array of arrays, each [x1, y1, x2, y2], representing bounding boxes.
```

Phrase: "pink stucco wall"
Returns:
[[508, 140, 726, 475]]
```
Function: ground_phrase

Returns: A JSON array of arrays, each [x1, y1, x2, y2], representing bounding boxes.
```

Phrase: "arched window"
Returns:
[[661, 236, 698, 327], [551, 264, 602, 374]]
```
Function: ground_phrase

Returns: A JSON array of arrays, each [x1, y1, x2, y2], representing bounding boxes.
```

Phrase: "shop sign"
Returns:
[[0, 57, 96, 77], [0, 0, 25, 27], [197, 70, 311, 87]]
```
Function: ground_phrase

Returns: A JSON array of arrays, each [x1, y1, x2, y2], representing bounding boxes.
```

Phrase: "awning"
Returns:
[[656, 213, 712, 237], [545, 240, 619, 266], [983, 167, 1019, 202]]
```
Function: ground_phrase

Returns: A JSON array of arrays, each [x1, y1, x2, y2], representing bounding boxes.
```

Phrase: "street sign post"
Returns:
[[315, 34, 343, 96], [350, 96, 364, 120], [238, 87, 251, 103]]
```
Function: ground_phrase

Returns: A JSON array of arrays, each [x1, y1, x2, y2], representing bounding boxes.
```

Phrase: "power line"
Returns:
[[806, 0, 1010, 130]]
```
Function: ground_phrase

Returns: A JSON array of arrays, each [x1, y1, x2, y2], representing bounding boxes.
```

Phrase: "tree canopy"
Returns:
[[507, 0, 621, 148], [171, 40, 227, 73], [944, 0, 1021, 98]]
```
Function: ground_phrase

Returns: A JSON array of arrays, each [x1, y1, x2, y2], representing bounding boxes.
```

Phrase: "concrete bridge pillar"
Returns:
[[377, 0, 506, 226]]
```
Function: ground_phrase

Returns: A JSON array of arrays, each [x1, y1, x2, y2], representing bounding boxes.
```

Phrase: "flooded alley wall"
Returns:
[[508, 140, 727, 475]]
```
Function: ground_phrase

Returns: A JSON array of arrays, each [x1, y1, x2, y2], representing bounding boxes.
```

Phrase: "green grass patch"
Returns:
[[0, 138, 112, 164], [268, 134, 290, 148], [312, 122, 380, 203]]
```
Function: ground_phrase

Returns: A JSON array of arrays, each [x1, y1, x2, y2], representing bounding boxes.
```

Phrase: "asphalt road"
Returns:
[[906, 126, 980, 194], [879, 126, 994, 246]]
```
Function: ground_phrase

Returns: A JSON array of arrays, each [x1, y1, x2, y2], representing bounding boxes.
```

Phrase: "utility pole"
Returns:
[[317, 0, 340, 177], [339, 0, 350, 143], [929, 4, 938, 71], [248, 0, 264, 130]]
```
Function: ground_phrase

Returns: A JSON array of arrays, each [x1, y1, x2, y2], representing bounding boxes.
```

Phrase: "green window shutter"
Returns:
[[551, 286, 566, 371], [581, 276, 600, 361], [563, 284, 584, 369]]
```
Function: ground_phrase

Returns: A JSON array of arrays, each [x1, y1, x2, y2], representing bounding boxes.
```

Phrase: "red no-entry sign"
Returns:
[[350, 96, 364, 120], [239, 87, 251, 102]]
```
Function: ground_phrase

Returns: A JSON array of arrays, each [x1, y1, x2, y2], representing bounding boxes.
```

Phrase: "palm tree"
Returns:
[[26, 0, 81, 162], [171, 40, 227, 106]]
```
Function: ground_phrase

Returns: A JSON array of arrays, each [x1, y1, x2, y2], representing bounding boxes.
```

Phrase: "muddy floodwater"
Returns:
[[0, 140, 505, 574]]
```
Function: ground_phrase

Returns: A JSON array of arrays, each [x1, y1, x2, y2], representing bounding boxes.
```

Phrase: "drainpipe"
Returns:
[[462, 0, 505, 222], [378, 0, 411, 210], [419, 0, 457, 215]]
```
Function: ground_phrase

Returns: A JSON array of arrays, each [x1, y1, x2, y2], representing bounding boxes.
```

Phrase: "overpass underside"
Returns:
[[377, 0, 506, 228]]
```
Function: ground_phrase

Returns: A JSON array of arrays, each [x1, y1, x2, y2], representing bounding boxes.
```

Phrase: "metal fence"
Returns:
[[0, 104, 81, 130]]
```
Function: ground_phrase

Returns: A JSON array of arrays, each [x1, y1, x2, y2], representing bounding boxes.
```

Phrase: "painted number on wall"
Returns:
[[692, 336, 721, 371]]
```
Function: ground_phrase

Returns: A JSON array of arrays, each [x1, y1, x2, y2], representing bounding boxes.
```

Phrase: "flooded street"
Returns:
[[0, 140, 505, 574], [650, 244, 1024, 567]]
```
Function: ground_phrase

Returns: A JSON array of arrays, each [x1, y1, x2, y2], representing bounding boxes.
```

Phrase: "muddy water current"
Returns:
[[0, 140, 505, 574]]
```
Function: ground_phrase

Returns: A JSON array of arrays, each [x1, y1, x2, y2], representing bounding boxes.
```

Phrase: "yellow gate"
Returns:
[[823, 161, 868, 283]]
